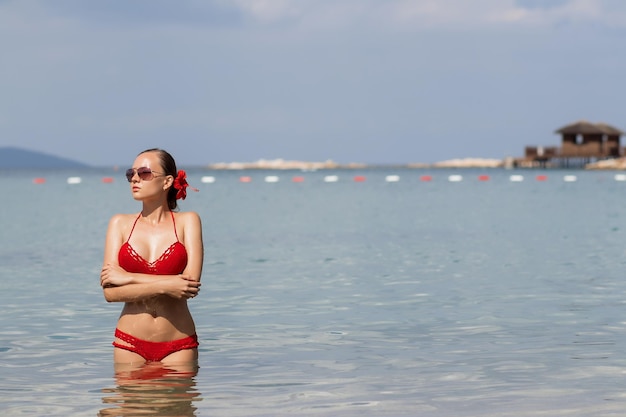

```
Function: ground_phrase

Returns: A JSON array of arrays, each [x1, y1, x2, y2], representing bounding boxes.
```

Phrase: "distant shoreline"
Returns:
[[5, 145, 626, 170], [207, 158, 507, 170]]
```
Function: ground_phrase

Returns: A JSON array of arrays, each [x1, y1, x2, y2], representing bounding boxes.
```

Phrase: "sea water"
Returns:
[[1, 167, 626, 416]]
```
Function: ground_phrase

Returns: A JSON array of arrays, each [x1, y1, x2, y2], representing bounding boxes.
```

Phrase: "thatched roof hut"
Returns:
[[522, 120, 624, 167], [555, 120, 603, 135], [554, 120, 622, 159], [555, 120, 623, 136]]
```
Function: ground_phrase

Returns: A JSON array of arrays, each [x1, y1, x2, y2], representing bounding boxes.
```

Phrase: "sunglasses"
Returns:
[[125, 167, 165, 182]]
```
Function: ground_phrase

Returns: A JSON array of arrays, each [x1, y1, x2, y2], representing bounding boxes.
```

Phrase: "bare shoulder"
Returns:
[[107, 213, 138, 232], [176, 211, 202, 226]]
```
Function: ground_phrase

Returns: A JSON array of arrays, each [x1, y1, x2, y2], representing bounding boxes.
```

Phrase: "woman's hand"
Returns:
[[100, 263, 133, 288], [162, 275, 201, 299], [101, 263, 200, 299]]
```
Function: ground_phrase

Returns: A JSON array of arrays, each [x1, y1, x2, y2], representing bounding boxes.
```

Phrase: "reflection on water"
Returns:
[[99, 362, 201, 416]]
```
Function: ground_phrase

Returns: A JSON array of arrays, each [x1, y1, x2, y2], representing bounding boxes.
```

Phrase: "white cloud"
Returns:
[[219, 0, 626, 29], [3, 0, 625, 33], [226, 0, 299, 22]]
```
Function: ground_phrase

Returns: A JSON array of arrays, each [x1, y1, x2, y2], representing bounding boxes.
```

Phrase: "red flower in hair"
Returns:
[[173, 170, 198, 200]]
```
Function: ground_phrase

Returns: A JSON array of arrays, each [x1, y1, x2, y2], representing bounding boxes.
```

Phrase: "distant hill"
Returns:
[[0, 146, 89, 168]]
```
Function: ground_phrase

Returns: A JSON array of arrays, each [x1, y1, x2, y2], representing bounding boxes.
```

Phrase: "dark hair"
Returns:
[[138, 148, 179, 211]]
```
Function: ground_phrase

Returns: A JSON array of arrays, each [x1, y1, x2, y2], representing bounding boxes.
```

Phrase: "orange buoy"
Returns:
[[353, 175, 366, 182], [102, 177, 114, 183], [420, 175, 433, 182], [292, 176, 305, 183], [536, 175, 548, 181], [33, 178, 46, 184], [239, 176, 252, 183], [478, 175, 490, 181]]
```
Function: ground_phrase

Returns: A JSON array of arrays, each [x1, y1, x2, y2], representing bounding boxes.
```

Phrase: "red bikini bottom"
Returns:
[[113, 328, 199, 362]]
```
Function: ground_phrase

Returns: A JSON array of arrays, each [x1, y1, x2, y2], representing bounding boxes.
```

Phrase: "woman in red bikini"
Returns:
[[100, 148, 203, 365]]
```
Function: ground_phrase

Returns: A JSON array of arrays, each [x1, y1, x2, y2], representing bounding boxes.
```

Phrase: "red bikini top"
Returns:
[[118, 212, 188, 275]]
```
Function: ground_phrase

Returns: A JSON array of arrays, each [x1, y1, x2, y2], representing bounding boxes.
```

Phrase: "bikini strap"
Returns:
[[170, 211, 180, 242], [126, 213, 142, 242]]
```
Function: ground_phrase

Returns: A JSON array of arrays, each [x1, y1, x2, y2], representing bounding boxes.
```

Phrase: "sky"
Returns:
[[1, 0, 626, 167]]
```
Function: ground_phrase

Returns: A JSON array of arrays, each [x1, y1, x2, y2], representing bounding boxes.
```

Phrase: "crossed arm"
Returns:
[[101, 212, 204, 303]]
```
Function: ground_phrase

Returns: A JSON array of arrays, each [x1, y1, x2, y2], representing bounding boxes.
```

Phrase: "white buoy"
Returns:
[[201, 176, 216, 183], [265, 175, 280, 183], [614, 174, 626, 182], [324, 175, 339, 183], [563, 175, 577, 182], [385, 175, 400, 182], [509, 175, 524, 182], [67, 177, 82, 184], [448, 175, 463, 182]]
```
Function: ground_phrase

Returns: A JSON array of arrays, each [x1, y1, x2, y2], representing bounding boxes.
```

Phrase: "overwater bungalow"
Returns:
[[522, 120, 624, 168]]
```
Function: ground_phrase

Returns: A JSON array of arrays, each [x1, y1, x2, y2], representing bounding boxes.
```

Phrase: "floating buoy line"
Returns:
[[29, 173, 626, 185]]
